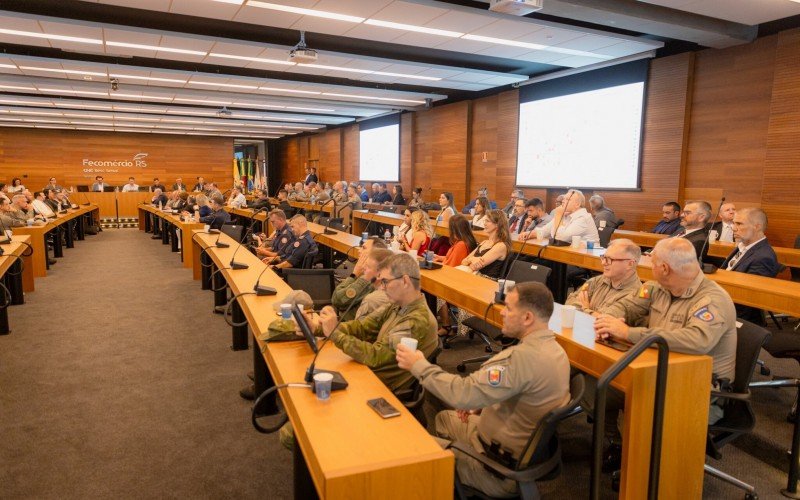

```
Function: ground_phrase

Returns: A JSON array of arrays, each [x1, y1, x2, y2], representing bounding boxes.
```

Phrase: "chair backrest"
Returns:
[[732, 320, 772, 394], [301, 245, 320, 269], [517, 374, 585, 470], [597, 226, 616, 248], [615, 218, 625, 229], [221, 223, 245, 242], [282, 269, 336, 307], [506, 260, 551, 285]]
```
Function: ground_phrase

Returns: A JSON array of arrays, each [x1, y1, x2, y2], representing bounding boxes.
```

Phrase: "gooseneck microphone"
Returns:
[[699, 196, 725, 274], [300, 296, 361, 388]]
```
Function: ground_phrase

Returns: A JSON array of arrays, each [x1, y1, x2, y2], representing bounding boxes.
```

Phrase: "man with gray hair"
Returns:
[[540, 189, 599, 243], [462, 187, 497, 214], [565, 238, 641, 314], [589, 194, 617, 229], [8, 194, 45, 226], [674, 200, 711, 260], [501, 189, 525, 216]]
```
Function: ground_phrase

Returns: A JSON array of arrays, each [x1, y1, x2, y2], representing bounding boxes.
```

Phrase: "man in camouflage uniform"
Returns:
[[396, 282, 571, 498], [565, 238, 642, 314], [331, 239, 389, 321]]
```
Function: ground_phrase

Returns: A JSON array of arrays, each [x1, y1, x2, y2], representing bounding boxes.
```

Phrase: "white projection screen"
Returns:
[[359, 114, 400, 182], [516, 59, 649, 190]]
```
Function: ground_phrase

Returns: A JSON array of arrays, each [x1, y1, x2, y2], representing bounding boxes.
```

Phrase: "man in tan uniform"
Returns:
[[593, 237, 737, 469], [396, 282, 571, 498], [565, 238, 642, 314]]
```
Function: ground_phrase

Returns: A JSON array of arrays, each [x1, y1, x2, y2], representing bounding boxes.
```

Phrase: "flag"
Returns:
[[233, 157, 240, 188]]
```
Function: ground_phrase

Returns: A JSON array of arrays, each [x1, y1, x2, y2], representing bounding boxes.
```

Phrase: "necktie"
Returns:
[[727, 249, 743, 270]]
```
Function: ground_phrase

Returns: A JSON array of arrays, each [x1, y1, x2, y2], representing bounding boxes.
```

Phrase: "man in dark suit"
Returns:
[[172, 178, 187, 192], [651, 201, 682, 235], [722, 207, 781, 325], [304, 167, 318, 185], [507, 197, 528, 235], [671, 200, 711, 261], [200, 194, 231, 230], [710, 202, 736, 243]]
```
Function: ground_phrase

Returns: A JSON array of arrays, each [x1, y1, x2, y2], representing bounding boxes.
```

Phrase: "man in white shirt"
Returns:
[[122, 177, 139, 192], [227, 187, 247, 209], [712, 202, 736, 243], [541, 189, 599, 243], [32, 191, 56, 218]]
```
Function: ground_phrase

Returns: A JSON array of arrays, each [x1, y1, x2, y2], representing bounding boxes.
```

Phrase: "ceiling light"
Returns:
[[19, 66, 106, 77], [114, 93, 173, 100], [106, 41, 207, 56], [188, 81, 259, 90], [244, 1, 365, 23], [207, 53, 295, 66], [259, 87, 321, 95], [372, 71, 440, 81], [461, 34, 612, 59], [69, 103, 113, 110], [6, 110, 62, 116], [0, 99, 53, 105], [0, 84, 36, 91], [39, 88, 108, 96], [232, 102, 284, 109], [286, 106, 335, 112], [110, 74, 187, 84], [0, 63, 17, 69], [297, 63, 441, 81], [0, 28, 102, 45], [62, 113, 108, 119], [322, 92, 425, 104], [229, 113, 305, 121], [363, 19, 463, 38], [174, 98, 232, 105], [70, 121, 114, 126]]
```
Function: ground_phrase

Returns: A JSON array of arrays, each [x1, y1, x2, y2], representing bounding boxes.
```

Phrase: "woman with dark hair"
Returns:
[[391, 184, 406, 206], [471, 196, 490, 229], [6, 177, 25, 194], [407, 187, 423, 208], [437, 192, 457, 223], [461, 209, 512, 279], [435, 214, 477, 266]]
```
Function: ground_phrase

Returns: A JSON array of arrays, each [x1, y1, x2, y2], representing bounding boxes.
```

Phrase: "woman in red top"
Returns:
[[436, 215, 478, 336], [400, 209, 432, 256]]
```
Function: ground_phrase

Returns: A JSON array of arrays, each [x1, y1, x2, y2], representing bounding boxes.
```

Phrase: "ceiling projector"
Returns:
[[288, 30, 318, 64], [488, 0, 543, 16]]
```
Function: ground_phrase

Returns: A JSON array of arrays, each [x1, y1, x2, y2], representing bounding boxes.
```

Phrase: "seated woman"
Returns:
[[471, 196, 490, 229], [391, 184, 406, 206], [435, 215, 479, 336], [461, 209, 511, 279], [407, 187, 423, 209], [430, 191, 458, 256], [395, 208, 413, 247], [400, 209, 432, 256]]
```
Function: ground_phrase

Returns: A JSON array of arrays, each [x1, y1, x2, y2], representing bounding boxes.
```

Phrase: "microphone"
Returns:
[[298, 296, 361, 389], [211, 211, 229, 248], [496, 218, 536, 303], [360, 208, 379, 240], [82, 192, 91, 206], [318, 198, 337, 235], [699, 197, 725, 274], [229, 223, 257, 270], [253, 260, 278, 296]]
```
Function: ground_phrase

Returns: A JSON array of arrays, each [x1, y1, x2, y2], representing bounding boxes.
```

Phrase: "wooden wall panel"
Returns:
[[400, 113, 413, 196], [0, 129, 233, 191], [318, 128, 342, 183], [761, 29, 800, 248], [342, 124, 358, 183], [276, 136, 302, 188]]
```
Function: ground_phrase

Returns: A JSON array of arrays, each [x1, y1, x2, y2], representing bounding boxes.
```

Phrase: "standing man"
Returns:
[[304, 167, 318, 185], [672, 200, 711, 260], [396, 282, 570, 498], [651, 202, 682, 235], [711, 202, 736, 243], [565, 239, 641, 313], [91, 176, 109, 192], [122, 177, 139, 192]]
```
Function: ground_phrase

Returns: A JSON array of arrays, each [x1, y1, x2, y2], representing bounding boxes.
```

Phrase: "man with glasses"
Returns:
[[672, 200, 711, 260], [565, 239, 642, 314], [507, 198, 529, 235], [305, 252, 439, 392]]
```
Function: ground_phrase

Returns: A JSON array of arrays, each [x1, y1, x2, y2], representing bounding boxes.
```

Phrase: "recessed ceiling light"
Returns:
[[207, 53, 295, 66], [297, 63, 441, 81], [174, 98, 232, 105], [0, 84, 36, 91], [106, 41, 207, 56], [0, 63, 17, 69], [461, 34, 612, 59], [0, 99, 53, 105], [244, 1, 365, 23], [322, 92, 425, 104], [286, 106, 335, 112], [188, 81, 259, 90], [110, 74, 187, 84], [0, 28, 102, 45], [363, 19, 463, 38], [19, 66, 106, 77], [114, 93, 173, 100], [259, 87, 321, 95]]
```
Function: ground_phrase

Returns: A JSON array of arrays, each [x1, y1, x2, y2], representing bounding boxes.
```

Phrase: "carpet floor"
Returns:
[[1, 228, 798, 499]]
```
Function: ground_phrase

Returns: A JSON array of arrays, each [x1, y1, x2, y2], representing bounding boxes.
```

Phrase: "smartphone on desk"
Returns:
[[367, 397, 401, 419]]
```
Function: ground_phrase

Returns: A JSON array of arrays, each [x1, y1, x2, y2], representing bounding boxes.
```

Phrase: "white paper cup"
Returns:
[[400, 337, 418, 351], [561, 305, 576, 329], [708, 230, 718, 243], [504, 280, 515, 293], [535, 228, 546, 241], [313, 372, 334, 401], [571, 236, 581, 249], [280, 303, 292, 320], [203, 224, 210, 233]]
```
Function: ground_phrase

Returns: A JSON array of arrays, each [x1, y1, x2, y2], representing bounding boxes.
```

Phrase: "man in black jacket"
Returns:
[[672, 200, 711, 261], [200, 195, 231, 230]]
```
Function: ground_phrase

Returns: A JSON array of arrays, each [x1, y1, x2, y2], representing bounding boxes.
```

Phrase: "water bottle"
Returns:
[[383, 229, 391, 246]]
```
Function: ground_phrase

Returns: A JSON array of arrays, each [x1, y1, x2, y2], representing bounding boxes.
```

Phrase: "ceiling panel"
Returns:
[[638, 0, 800, 25]]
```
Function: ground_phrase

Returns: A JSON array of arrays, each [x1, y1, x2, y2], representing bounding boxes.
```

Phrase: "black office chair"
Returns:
[[597, 225, 616, 248], [282, 268, 336, 308], [454, 261, 551, 372], [453, 374, 585, 500], [394, 339, 442, 427], [614, 218, 625, 229], [220, 223, 245, 243], [301, 246, 320, 269], [704, 320, 771, 500]]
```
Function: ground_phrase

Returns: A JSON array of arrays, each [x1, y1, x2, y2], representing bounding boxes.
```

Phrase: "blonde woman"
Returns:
[[400, 209, 433, 256], [396, 208, 414, 245]]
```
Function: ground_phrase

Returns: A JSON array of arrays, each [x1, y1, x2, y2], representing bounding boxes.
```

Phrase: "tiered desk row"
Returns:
[[0, 204, 100, 334]]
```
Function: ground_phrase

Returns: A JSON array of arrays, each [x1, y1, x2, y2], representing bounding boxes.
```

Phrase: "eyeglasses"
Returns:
[[600, 256, 633, 265], [376, 275, 419, 288]]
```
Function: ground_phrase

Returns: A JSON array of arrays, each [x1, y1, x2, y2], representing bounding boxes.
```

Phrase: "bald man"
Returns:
[[565, 239, 641, 314], [711, 202, 736, 243], [540, 189, 599, 243]]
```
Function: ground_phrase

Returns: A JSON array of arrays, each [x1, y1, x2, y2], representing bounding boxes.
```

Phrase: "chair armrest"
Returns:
[[449, 441, 516, 478]]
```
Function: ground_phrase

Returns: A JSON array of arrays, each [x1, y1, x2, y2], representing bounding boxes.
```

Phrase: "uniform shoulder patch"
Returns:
[[487, 366, 505, 387], [638, 285, 653, 299], [345, 288, 357, 299], [580, 282, 589, 291], [293, 241, 300, 248], [281, 237, 287, 244], [693, 306, 715, 322]]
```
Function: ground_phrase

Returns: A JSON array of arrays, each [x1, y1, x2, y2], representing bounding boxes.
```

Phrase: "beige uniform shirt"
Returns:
[[411, 329, 571, 459], [599, 272, 737, 382], [565, 272, 641, 314]]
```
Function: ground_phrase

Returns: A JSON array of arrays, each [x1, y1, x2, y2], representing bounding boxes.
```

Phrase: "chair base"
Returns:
[[704, 464, 758, 498]]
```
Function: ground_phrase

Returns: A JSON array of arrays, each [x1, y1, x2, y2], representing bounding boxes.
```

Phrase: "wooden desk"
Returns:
[[306, 224, 709, 499], [190, 230, 454, 499], [138, 204, 205, 268], [13, 205, 99, 278], [351, 210, 405, 235], [77, 192, 152, 219], [0, 235, 35, 334]]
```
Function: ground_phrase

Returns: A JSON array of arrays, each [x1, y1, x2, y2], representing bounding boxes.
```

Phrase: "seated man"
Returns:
[[227, 187, 247, 209], [288, 182, 305, 201], [549, 194, 565, 216], [506, 198, 529, 235], [651, 201, 682, 235], [711, 202, 736, 243], [501, 189, 524, 217], [540, 189, 599, 243], [589, 194, 617, 229], [593, 238, 736, 469], [271, 215, 317, 270], [371, 183, 392, 204], [565, 238, 641, 314], [200, 195, 231, 230], [122, 177, 139, 192], [722, 207, 781, 325], [462, 187, 497, 214], [396, 282, 570, 498], [517, 198, 552, 240], [192, 177, 206, 192], [32, 191, 56, 219], [0, 197, 25, 227], [256, 209, 294, 261], [249, 189, 272, 210], [672, 200, 711, 260], [9, 194, 46, 226], [151, 188, 168, 207], [91, 175, 109, 192], [44, 188, 61, 213], [331, 241, 390, 321]]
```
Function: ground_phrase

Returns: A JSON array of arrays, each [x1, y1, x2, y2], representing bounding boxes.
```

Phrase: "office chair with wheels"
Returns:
[[454, 261, 551, 372], [453, 374, 585, 500], [282, 268, 335, 308], [704, 320, 771, 500]]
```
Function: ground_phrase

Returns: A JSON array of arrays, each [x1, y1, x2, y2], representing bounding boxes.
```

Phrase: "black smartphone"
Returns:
[[367, 397, 401, 419], [597, 337, 632, 352]]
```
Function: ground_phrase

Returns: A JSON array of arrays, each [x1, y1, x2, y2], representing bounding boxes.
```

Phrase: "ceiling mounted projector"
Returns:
[[288, 31, 318, 64], [488, 0, 543, 16]]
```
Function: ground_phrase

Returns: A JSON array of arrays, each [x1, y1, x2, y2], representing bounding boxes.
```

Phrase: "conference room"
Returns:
[[2, 1, 800, 499]]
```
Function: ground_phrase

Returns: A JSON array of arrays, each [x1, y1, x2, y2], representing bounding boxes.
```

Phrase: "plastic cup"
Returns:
[[203, 224, 210, 233], [400, 337, 418, 351], [504, 280, 515, 293], [571, 236, 581, 249], [708, 230, 718, 243], [587, 240, 595, 250], [535, 228, 546, 241], [280, 303, 292, 320], [361, 231, 369, 242], [313, 372, 334, 401], [561, 305, 576, 329]]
